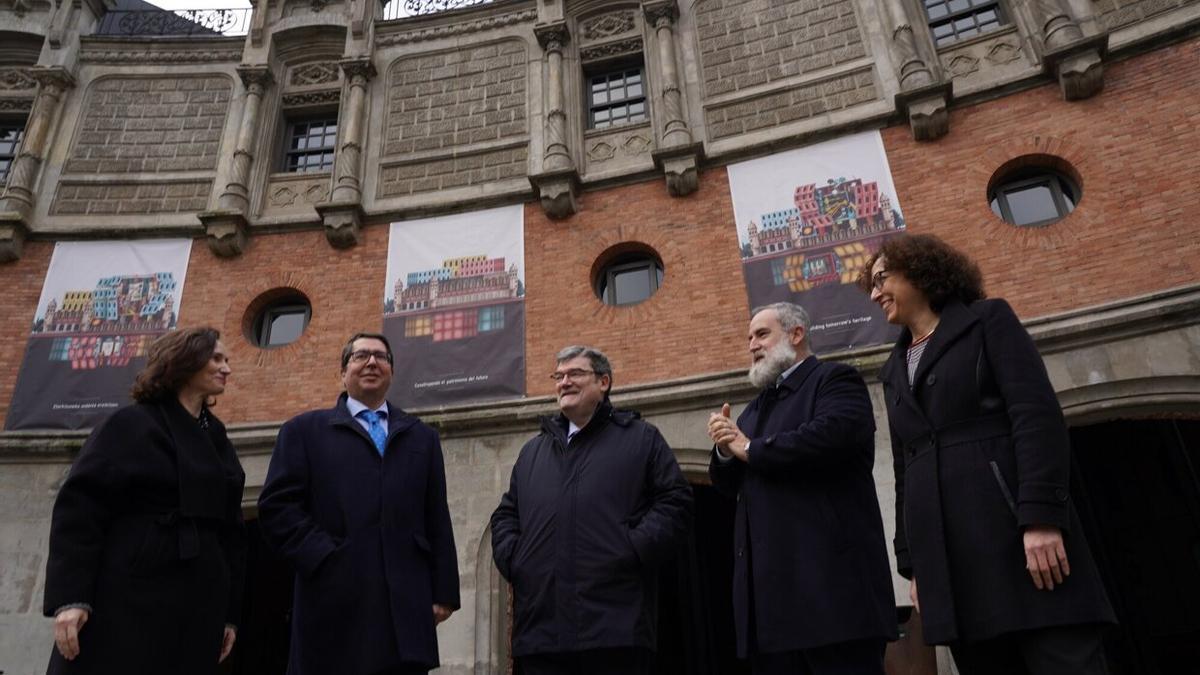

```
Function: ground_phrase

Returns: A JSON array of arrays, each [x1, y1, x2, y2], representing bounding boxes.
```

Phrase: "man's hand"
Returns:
[[433, 604, 454, 625], [54, 607, 89, 661], [708, 403, 750, 462], [910, 578, 920, 614], [219, 626, 236, 663], [1024, 524, 1070, 590]]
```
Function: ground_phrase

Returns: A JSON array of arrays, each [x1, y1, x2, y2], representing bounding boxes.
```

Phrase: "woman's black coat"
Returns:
[[879, 298, 1114, 645], [43, 399, 246, 675]]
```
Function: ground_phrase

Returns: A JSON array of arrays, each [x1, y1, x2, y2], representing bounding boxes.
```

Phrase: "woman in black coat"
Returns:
[[860, 234, 1114, 675], [43, 327, 246, 675]]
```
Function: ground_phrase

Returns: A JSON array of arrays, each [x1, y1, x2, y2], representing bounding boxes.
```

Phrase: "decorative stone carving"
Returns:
[[532, 21, 580, 219], [79, 47, 243, 64], [290, 62, 339, 87], [880, 0, 951, 140], [198, 211, 250, 258], [0, 98, 34, 112], [1024, 0, 1108, 100], [316, 201, 364, 248], [375, 8, 537, 45], [580, 11, 636, 42], [580, 38, 643, 62], [652, 143, 704, 197], [528, 169, 580, 220], [643, 0, 701, 196], [588, 141, 616, 162], [271, 186, 298, 207], [946, 54, 980, 77], [986, 42, 1021, 65], [0, 69, 36, 90], [624, 134, 651, 156], [281, 90, 341, 107]]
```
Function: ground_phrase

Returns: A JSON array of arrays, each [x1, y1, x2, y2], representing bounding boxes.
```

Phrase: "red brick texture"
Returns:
[[0, 242, 54, 426], [880, 38, 1200, 319]]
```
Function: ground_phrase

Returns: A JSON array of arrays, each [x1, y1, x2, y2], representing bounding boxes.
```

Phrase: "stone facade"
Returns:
[[50, 180, 213, 215], [704, 68, 877, 139]]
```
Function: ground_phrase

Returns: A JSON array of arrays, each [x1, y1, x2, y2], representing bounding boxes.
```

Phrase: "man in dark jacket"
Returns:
[[490, 345, 693, 675], [258, 332, 460, 675], [708, 302, 898, 674]]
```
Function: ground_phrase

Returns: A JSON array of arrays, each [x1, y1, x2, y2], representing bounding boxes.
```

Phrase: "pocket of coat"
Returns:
[[989, 461, 1018, 518]]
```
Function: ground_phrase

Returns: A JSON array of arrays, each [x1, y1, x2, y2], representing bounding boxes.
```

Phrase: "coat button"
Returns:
[[1055, 488, 1070, 502], [926, 374, 937, 386], [737, 548, 744, 558]]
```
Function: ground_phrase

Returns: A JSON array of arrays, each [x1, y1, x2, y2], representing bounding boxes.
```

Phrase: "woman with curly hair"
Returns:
[[43, 327, 246, 675], [860, 234, 1114, 674]]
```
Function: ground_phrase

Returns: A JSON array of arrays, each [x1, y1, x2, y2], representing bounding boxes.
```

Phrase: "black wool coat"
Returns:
[[709, 356, 898, 658], [257, 394, 460, 675], [879, 299, 1115, 645], [43, 399, 246, 675], [490, 403, 693, 657]]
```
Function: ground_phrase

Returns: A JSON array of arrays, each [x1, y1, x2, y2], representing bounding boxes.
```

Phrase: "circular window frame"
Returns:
[[987, 155, 1083, 229], [590, 242, 665, 307], [242, 288, 313, 349]]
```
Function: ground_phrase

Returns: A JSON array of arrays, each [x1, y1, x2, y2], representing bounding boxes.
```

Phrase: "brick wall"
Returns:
[[63, 75, 231, 174], [705, 69, 876, 139], [696, 0, 866, 97], [50, 180, 212, 215], [880, 39, 1200, 319], [0, 242, 52, 427], [523, 169, 751, 397]]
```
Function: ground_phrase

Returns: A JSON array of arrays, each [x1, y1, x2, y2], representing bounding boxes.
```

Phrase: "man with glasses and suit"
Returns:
[[259, 332, 460, 675], [490, 345, 693, 675]]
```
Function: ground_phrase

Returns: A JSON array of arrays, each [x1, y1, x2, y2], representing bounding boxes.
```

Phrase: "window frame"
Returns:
[[989, 170, 1078, 228], [597, 256, 664, 306], [0, 118, 27, 185], [923, 0, 1008, 47], [254, 302, 311, 348], [585, 62, 649, 131], [279, 113, 340, 174]]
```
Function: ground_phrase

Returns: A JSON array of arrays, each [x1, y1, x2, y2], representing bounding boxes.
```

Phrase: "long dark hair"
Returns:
[[130, 327, 220, 403], [858, 234, 986, 311]]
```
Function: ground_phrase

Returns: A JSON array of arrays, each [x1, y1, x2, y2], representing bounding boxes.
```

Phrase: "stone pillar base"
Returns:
[[895, 80, 953, 142], [652, 142, 705, 197], [0, 210, 30, 263], [316, 201, 364, 249], [1043, 33, 1108, 101], [529, 169, 580, 220], [198, 210, 250, 258]]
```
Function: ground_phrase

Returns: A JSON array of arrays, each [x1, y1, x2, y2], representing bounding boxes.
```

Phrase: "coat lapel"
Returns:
[[909, 301, 978, 394]]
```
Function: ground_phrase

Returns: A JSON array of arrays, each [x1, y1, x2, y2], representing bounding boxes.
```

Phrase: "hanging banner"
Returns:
[[383, 205, 526, 407], [727, 131, 906, 353], [5, 239, 192, 430]]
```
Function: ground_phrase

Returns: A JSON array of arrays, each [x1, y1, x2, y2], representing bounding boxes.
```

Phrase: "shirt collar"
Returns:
[[775, 355, 810, 388], [346, 396, 388, 419]]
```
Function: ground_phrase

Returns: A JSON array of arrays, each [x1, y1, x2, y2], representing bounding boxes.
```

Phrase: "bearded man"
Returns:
[[707, 302, 897, 675]]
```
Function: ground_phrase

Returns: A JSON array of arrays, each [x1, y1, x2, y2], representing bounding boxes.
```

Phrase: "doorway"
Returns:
[[1070, 419, 1200, 675]]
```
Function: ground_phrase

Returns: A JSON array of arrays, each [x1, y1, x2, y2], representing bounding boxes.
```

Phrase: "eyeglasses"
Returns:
[[550, 368, 596, 383], [871, 271, 890, 291], [349, 349, 391, 365]]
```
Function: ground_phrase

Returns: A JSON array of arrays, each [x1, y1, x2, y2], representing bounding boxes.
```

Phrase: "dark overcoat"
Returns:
[[43, 399, 246, 675], [490, 403, 693, 657], [257, 394, 460, 675], [879, 298, 1115, 645], [709, 356, 898, 658]]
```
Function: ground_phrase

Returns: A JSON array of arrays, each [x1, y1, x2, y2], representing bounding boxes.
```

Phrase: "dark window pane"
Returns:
[[266, 311, 307, 346], [1004, 182, 1059, 225], [948, 0, 969, 12], [612, 267, 653, 305]]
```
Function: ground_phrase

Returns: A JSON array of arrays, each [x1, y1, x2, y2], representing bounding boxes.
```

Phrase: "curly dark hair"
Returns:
[[130, 327, 221, 403], [857, 234, 986, 311]]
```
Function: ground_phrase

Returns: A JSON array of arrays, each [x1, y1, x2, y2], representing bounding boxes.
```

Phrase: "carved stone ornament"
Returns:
[[642, 1, 679, 29], [986, 42, 1021, 65], [0, 98, 34, 112], [316, 201, 364, 249], [588, 141, 616, 162], [535, 22, 571, 51], [652, 142, 703, 197], [945, 54, 980, 77], [1042, 33, 1108, 101], [237, 65, 274, 90], [198, 210, 250, 258], [80, 47, 242, 64], [623, 134, 651, 156], [290, 62, 340, 87], [581, 11, 636, 42], [270, 186, 298, 207], [339, 58, 377, 82], [376, 9, 537, 46], [581, 38, 643, 63], [895, 80, 953, 142], [282, 90, 342, 107], [0, 69, 37, 91], [529, 168, 580, 220]]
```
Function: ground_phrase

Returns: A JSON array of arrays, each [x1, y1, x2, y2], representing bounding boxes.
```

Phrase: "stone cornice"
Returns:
[[79, 36, 244, 64], [376, 7, 536, 45]]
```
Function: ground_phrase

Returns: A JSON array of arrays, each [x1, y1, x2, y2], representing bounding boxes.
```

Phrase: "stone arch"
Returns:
[[1060, 375, 1200, 427]]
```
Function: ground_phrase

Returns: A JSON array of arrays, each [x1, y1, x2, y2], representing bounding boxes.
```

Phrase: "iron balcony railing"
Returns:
[[380, 0, 493, 20], [94, 8, 253, 37]]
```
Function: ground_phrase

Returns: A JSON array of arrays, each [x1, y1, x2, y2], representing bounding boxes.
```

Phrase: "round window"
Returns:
[[593, 246, 664, 307], [245, 290, 312, 348], [988, 166, 1080, 227]]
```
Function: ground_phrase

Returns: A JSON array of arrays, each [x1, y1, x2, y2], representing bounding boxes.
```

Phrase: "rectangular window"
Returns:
[[405, 315, 433, 338], [588, 66, 647, 130], [0, 121, 26, 184], [282, 116, 338, 173], [50, 338, 71, 361], [433, 310, 478, 342], [924, 0, 1006, 46], [478, 305, 505, 332]]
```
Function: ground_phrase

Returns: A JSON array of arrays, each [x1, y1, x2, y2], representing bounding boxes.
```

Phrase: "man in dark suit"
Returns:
[[258, 332, 459, 675], [708, 302, 897, 675]]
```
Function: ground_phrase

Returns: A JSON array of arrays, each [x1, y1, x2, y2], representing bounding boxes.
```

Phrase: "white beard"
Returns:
[[749, 340, 797, 389]]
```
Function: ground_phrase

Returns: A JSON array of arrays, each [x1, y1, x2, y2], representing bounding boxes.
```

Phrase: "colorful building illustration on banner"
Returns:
[[33, 273, 180, 370], [742, 177, 905, 293], [386, 255, 523, 342]]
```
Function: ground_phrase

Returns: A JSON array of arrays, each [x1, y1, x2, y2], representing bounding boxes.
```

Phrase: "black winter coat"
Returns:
[[880, 299, 1115, 644], [257, 394, 460, 674], [490, 403, 693, 657], [43, 399, 246, 675], [709, 356, 898, 657]]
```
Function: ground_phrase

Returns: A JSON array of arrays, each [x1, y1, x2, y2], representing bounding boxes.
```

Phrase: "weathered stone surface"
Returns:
[[50, 180, 213, 215], [64, 75, 232, 175], [1093, 0, 1196, 30], [703, 69, 877, 140], [378, 146, 528, 197], [695, 0, 866, 97], [384, 41, 528, 157]]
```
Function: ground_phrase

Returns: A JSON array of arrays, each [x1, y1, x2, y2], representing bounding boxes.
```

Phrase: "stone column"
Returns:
[[0, 66, 74, 263], [200, 65, 273, 258], [881, 0, 951, 141], [316, 57, 376, 250], [1026, 0, 1107, 100], [644, 0, 703, 196], [528, 21, 580, 219]]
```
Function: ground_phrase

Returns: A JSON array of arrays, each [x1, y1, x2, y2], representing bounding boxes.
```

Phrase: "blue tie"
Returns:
[[358, 410, 387, 456]]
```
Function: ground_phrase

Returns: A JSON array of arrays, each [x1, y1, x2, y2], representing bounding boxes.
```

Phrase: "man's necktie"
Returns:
[[358, 410, 387, 456]]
